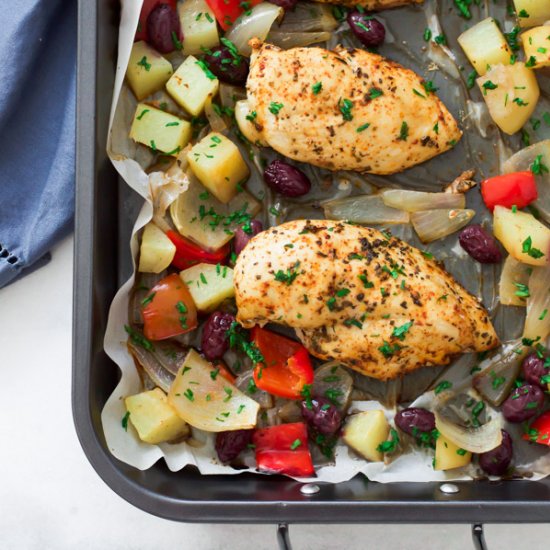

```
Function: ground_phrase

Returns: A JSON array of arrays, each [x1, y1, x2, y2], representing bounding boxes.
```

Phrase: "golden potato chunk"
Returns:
[[458, 18, 513, 76], [129, 103, 192, 155], [522, 26, 550, 68], [126, 41, 174, 100], [187, 132, 249, 203], [343, 410, 390, 462], [125, 388, 190, 445], [180, 263, 235, 312], [434, 434, 472, 471]]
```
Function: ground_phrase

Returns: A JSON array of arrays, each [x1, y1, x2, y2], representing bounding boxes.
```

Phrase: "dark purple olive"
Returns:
[[522, 353, 550, 388], [201, 311, 236, 361], [479, 430, 513, 476], [203, 45, 249, 86], [234, 220, 263, 256], [458, 225, 503, 264], [147, 3, 182, 54], [395, 407, 436, 436], [268, 0, 299, 9], [215, 429, 254, 463], [264, 160, 311, 198], [301, 396, 343, 435], [502, 384, 545, 423], [347, 12, 386, 47]]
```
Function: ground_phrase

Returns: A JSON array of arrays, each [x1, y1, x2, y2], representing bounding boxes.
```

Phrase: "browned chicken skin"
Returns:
[[234, 220, 499, 380], [241, 41, 462, 175]]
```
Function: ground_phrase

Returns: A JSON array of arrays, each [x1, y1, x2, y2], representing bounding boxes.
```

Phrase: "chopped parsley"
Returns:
[[136, 109, 150, 120], [392, 320, 413, 341], [274, 261, 301, 285], [525, 56, 537, 68], [141, 292, 156, 306], [183, 388, 195, 402], [368, 87, 383, 100], [290, 439, 302, 450], [423, 28, 432, 42], [482, 80, 498, 94], [378, 341, 402, 358], [356, 123, 371, 133], [338, 98, 354, 121], [514, 282, 530, 298], [124, 325, 154, 351], [227, 322, 265, 366], [269, 101, 284, 115], [522, 236, 544, 259], [137, 56, 151, 71], [398, 121, 409, 141], [466, 70, 477, 89], [434, 380, 453, 394], [376, 428, 400, 453], [121, 411, 130, 431], [531, 154, 549, 176], [195, 59, 216, 80], [312, 82, 323, 95]]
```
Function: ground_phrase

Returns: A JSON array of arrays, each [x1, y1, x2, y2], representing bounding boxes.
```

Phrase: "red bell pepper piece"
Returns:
[[135, 0, 178, 42], [481, 171, 538, 211], [253, 422, 314, 476], [523, 411, 550, 446], [141, 273, 197, 340], [166, 230, 230, 271], [205, 0, 263, 31], [251, 327, 314, 400]]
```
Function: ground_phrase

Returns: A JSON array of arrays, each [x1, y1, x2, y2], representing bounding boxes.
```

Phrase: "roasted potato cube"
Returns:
[[138, 222, 176, 273], [522, 26, 550, 68], [343, 410, 389, 462], [129, 103, 192, 155], [493, 206, 550, 266], [458, 18, 513, 76], [513, 0, 550, 28], [187, 132, 249, 203], [179, 0, 219, 55], [477, 63, 539, 134], [125, 388, 190, 445], [166, 55, 219, 116], [434, 434, 472, 471], [180, 263, 235, 312], [126, 41, 174, 100], [170, 178, 260, 251]]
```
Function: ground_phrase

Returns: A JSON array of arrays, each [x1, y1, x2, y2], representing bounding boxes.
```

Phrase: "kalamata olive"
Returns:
[[502, 384, 545, 423], [203, 45, 249, 86], [268, 0, 299, 9], [522, 353, 550, 388], [264, 160, 312, 197], [215, 429, 254, 463], [301, 396, 343, 435], [147, 3, 182, 53], [234, 220, 263, 256], [479, 430, 513, 476], [395, 407, 436, 436], [458, 225, 503, 264], [200, 311, 235, 361], [347, 12, 386, 47]]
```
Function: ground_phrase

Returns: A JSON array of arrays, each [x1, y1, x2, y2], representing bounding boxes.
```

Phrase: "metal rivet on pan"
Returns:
[[300, 483, 320, 495], [439, 483, 459, 494]]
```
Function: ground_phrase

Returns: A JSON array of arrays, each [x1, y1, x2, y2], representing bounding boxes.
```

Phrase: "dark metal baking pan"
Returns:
[[73, 0, 550, 526]]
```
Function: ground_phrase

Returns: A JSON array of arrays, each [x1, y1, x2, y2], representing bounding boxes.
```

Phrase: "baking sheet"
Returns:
[[102, 0, 550, 482]]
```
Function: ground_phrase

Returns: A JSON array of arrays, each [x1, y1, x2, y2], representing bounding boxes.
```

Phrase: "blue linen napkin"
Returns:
[[0, 0, 76, 288]]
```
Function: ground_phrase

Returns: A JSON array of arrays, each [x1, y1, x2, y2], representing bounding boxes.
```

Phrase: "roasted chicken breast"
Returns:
[[240, 41, 462, 175], [316, 0, 422, 9], [234, 220, 499, 380]]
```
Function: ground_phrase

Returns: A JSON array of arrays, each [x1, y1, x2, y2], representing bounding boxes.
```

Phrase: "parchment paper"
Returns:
[[101, 0, 550, 482]]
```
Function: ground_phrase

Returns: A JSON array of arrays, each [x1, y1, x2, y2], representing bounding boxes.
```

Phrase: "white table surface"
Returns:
[[1, 234, 549, 549]]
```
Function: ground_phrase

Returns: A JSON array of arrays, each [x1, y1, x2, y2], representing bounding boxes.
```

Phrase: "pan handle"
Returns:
[[276, 522, 487, 549], [277, 523, 292, 550], [472, 524, 487, 550]]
